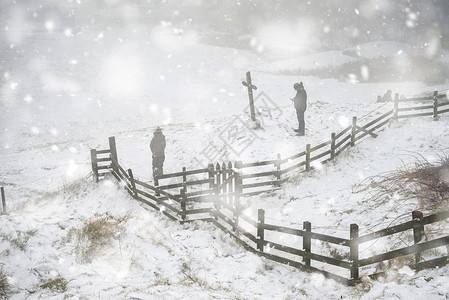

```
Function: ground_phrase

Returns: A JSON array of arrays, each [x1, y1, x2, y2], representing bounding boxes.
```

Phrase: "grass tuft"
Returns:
[[0, 268, 10, 299], [40, 276, 68, 293], [67, 214, 130, 263]]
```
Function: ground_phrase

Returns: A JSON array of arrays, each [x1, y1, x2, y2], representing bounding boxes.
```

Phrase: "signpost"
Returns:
[[242, 71, 257, 121]]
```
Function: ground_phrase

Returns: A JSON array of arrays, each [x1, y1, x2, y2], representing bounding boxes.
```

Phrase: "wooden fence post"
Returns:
[[433, 91, 439, 120], [276, 154, 281, 186], [1, 187, 6, 213], [182, 166, 187, 200], [305, 144, 311, 172], [222, 162, 228, 205], [182, 166, 187, 184], [393, 93, 399, 119], [208, 163, 218, 219], [180, 188, 187, 221], [228, 161, 234, 208], [330, 132, 336, 160], [257, 209, 265, 252], [303, 221, 311, 266], [351, 117, 357, 146], [208, 163, 215, 189], [109, 136, 118, 175], [233, 161, 243, 231], [216, 163, 222, 209], [127, 169, 137, 197], [90, 149, 99, 182], [350, 223, 359, 280], [154, 175, 160, 196], [412, 210, 424, 263]]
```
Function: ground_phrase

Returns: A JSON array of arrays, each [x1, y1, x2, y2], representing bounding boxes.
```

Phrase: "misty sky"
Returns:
[[2, 0, 449, 54]]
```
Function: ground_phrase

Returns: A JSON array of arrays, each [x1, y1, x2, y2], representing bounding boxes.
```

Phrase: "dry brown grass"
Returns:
[[0, 267, 10, 299], [2, 229, 38, 251], [40, 276, 68, 293], [67, 214, 130, 263]]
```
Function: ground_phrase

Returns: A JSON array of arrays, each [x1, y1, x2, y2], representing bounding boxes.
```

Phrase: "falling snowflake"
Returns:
[[64, 28, 73, 37], [23, 95, 33, 103], [30, 127, 40, 135], [361, 65, 369, 81], [45, 20, 55, 31], [66, 160, 78, 177]]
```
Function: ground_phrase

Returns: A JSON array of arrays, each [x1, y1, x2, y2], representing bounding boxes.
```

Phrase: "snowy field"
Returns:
[[2, 1, 449, 299]]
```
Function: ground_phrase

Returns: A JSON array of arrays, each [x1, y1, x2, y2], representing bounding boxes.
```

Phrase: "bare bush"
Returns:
[[0, 268, 10, 299], [67, 214, 130, 263], [354, 153, 449, 211]]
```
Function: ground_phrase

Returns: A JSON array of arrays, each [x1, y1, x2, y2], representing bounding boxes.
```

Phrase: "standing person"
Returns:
[[150, 127, 166, 178], [383, 90, 392, 102], [291, 82, 307, 136]]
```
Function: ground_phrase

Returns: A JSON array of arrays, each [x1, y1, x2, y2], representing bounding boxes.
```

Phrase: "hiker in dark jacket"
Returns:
[[150, 127, 166, 177], [291, 82, 307, 136], [382, 90, 392, 102]]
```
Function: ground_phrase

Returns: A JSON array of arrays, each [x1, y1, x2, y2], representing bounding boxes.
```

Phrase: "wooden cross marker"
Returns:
[[242, 71, 257, 121]]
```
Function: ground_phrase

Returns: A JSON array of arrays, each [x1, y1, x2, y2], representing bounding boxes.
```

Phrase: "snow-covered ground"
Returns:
[[2, 1, 449, 299]]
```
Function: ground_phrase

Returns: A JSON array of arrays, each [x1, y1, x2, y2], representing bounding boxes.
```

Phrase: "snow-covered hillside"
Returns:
[[2, 1, 449, 299], [2, 174, 449, 300], [256, 41, 413, 73]]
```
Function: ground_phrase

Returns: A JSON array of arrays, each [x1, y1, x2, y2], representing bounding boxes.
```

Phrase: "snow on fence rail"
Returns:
[[90, 90, 449, 285]]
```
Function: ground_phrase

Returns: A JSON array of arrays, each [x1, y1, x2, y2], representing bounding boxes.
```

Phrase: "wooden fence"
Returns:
[[394, 90, 449, 120], [211, 205, 449, 285], [90, 137, 116, 182], [90, 90, 449, 285], [149, 109, 393, 199], [148, 90, 448, 196], [89, 142, 449, 285]]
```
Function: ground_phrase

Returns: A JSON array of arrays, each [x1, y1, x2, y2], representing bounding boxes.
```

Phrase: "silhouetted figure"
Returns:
[[291, 82, 307, 136], [377, 95, 383, 103], [150, 127, 166, 178], [383, 90, 392, 102]]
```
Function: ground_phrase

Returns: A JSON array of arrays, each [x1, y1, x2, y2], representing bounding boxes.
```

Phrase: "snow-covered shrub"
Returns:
[[68, 214, 129, 263], [0, 268, 10, 299]]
